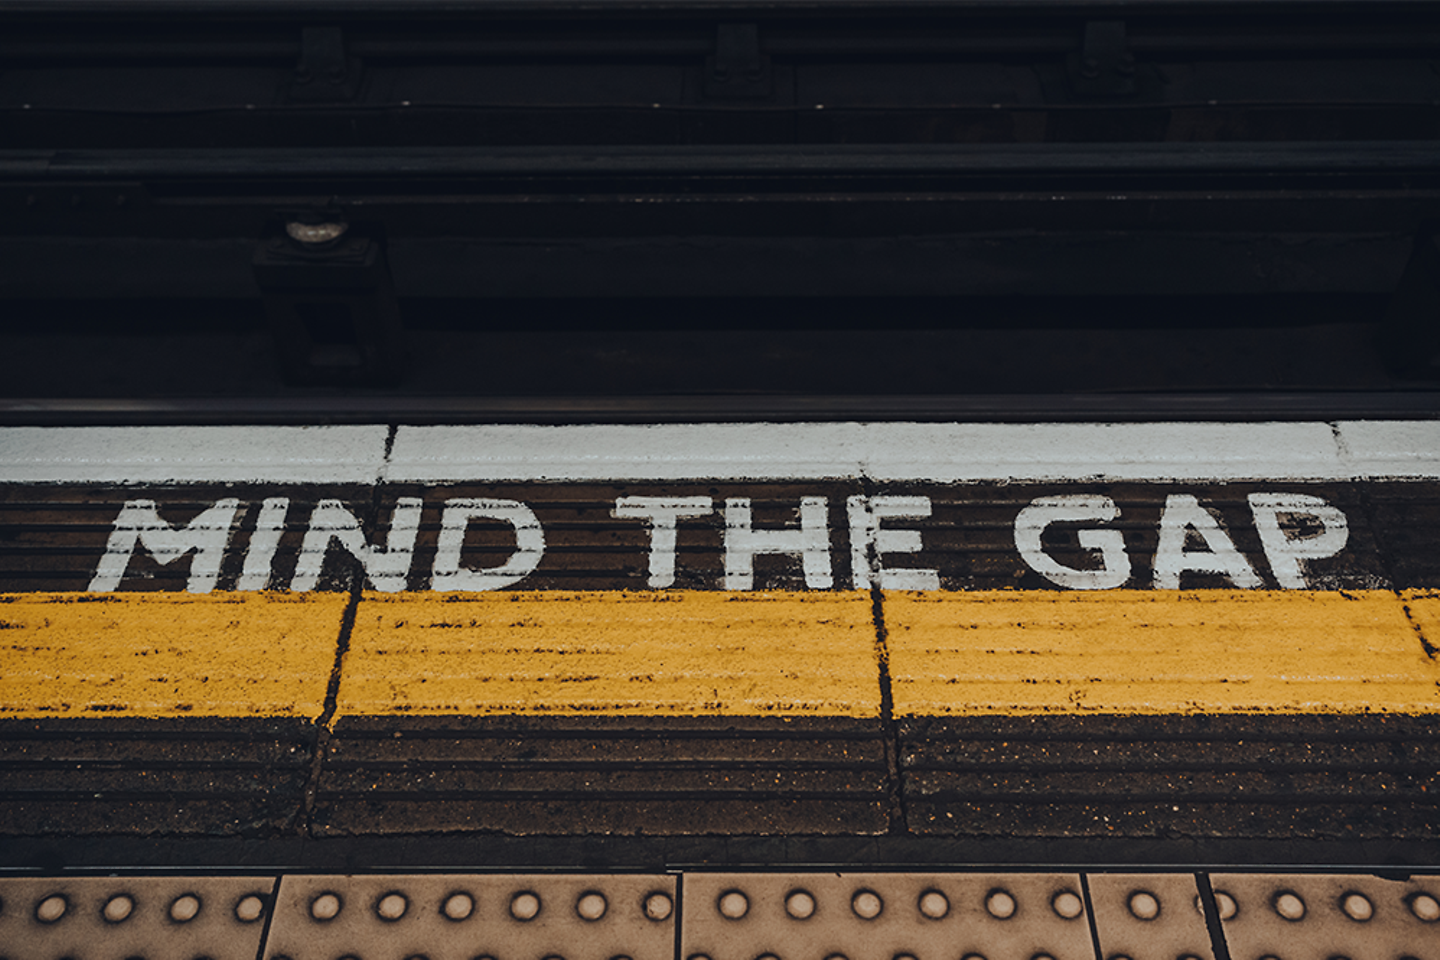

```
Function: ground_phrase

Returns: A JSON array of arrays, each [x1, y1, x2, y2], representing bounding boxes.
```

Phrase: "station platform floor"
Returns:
[[1, 420, 1437, 958]]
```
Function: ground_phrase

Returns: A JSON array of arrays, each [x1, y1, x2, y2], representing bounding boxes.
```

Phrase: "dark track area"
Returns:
[[2, 295, 1437, 417]]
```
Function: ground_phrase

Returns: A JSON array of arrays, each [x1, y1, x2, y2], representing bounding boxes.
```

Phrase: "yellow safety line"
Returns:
[[886, 589, 1440, 715], [1, 590, 1436, 719], [0, 592, 345, 719], [1402, 588, 1440, 655], [337, 591, 881, 717]]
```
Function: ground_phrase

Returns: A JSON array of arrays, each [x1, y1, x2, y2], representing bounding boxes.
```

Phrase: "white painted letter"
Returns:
[[846, 495, 939, 590], [236, 497, 289, 591], [431, 498, 545, 591], [291, 498, 422, 593], [1248, 492, 1349, 589], [612, 496, 712, 588], [1014, 495, 1131, 590], [1153, 493, 1261, 589], [724, 497, 832, 590], [88, 498, 240, 593]]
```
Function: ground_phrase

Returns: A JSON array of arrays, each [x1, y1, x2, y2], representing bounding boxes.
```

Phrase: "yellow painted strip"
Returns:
[[3, 590, 1435, 720], [337, 590, 880, 717], [1401, 588, 1440, 652], [0, 592, 344, 718], [886, 590, 1440, 715]]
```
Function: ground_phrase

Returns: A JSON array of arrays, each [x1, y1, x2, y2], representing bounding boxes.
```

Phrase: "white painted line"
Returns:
[[857, 422, 1347, 482], [1, 422, 1434, 485], [1335, 420, 1440, 479], [388, 422, 1385, 482], [386, 423, 873, 482], [0, 426, 390, 484]]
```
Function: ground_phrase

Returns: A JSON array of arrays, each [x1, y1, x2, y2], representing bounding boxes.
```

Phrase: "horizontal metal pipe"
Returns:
[[4, 142, 1438, 180], [0, 0, 1436, 13], [2, 392, 1437, 425]]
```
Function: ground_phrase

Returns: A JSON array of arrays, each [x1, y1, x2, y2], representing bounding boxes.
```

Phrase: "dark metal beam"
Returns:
[[6, 142, 1440, 181], [1, 392, 1436, 425], [0, 0, 1436, 12]]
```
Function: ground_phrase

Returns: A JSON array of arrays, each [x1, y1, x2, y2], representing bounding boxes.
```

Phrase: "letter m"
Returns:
[[88, 499, 240, 593]]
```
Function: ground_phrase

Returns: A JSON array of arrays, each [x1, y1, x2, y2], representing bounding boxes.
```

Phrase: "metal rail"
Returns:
[[1, 0, 1438, 10], [7, 143, 1440, 181], [1, 393, 1438, 425]]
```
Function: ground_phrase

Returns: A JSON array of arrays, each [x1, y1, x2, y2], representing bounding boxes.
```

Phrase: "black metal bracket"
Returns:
[[286, 26, 363, 103], [252, 217, 403, 386], [1067, 20, 1138, 98], [704, 23, 772, 100]]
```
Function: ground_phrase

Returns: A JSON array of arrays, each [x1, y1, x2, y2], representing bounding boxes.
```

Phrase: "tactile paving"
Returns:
[[261, 873, 677, 960], [1210, 872, 1440, 960], [1086, 873, 1214, 960], [680, 872, 1094, 960], [0, 874, 276, 960]]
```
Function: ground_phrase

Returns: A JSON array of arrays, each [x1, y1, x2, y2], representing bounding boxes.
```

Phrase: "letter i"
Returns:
[[237, 498, 289, 591]]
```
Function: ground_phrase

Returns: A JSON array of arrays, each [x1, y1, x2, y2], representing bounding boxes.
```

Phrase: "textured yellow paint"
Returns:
[[5, 589, 1434, 720], [886, 590, 1440, 715], [337, 590, 879, 716], [0, 592, 344, 718], [1401, 588, 1440, 655]]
